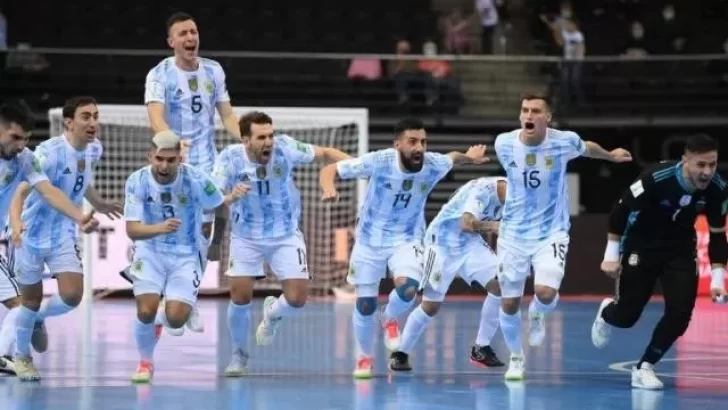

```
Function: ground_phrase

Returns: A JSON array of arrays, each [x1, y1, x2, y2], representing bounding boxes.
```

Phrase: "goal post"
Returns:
[[48, 104, 368, 298]]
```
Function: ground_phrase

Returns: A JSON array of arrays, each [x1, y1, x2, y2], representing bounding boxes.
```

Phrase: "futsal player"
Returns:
[[217, 111, 350, 377], [494, 92, 632, 381], [319, 118, 488, 378], [129, 11, 240, 334], [389, 177, 507, 372], [10, 96, 121, 381], [0, 100, 97, 375], [592, 133, 727, 389], [124, 131, 225, 383]]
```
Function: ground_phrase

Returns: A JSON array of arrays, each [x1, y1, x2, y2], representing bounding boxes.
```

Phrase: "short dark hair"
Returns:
[[62, 96, 98, 120], [0, 100, 33, 132], [520, 91, 552, 111], [685, 133, 718, 154], [394, 118, 425, 138], [167, 12, 195, 33], [239, 111, 273, 137]]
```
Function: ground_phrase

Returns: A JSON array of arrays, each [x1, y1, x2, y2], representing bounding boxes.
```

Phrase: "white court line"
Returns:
[[609, 357, 728, 382]]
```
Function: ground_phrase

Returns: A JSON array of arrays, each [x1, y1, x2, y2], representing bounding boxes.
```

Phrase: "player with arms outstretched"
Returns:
[[124, 131, 225, 383], [389, 177, 507, 372], [217, 111, 350, 376], [9, 97, 121, 381], [494, 92, 632, 381], [319, 118, 488, 378], [592, 134, 728, 389], [133, 11, 240, 334], [0, 101, 96, 375]]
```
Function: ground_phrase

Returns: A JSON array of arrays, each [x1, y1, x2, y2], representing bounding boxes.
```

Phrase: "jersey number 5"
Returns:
[[191, 95, 202, 114], [522, 170, 541, 189]]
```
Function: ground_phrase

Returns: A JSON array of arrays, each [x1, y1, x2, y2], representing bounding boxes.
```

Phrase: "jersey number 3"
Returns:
[[522, 170, 541, 189]]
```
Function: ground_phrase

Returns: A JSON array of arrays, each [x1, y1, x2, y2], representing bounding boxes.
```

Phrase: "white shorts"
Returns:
[[226, 231, 309, 281], [131, 246, 203, 306], [496, 231, 570, 298], [13, 240, 83, 286], [0, 241, 19, 302], [346, 241, 424, 286], [422, 241, 498, 303]]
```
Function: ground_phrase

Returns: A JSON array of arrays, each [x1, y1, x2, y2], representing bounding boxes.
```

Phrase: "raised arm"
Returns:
[[447, 145, 488, 165]]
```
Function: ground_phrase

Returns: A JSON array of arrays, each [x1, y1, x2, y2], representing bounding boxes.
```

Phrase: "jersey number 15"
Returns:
[[522, 170, 541, 189]]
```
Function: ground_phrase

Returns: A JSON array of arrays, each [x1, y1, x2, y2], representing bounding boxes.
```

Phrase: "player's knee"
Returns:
[[533, 284, 558, 304], [59, 291, 83, 308], [420, 301, 440, 316], [2, 296, 20, 310], [201, 222, 212, 239], [355, 297, 377, 316], [394, 277, 419, 302], [136, 306, 157, 324], [501, 297, 520, 314], [484, 278, 501, 296], [165, 302, 192, 328]]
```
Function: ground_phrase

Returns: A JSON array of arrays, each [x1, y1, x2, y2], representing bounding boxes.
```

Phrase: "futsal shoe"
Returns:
[[388, 351, 412, 372], [223, 349, 249, 377], [380, 305, 402, 351], [131, 361, 154, 384], [353, 355, 373, 379], [186, 304, 204, 333], [527, 312, 546, 346], [631, 363, 664, 389], [591, 298, 614, 349], [0, 355, 16, 375], [469, 344, 505, 367], [31, 322, 48, 353], [256, 296, 282, 346], [504, 354, 525, 381], [13, 356, 40, 382]]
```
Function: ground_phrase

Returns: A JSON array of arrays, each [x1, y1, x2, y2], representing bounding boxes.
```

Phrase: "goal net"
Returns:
[[48, 104, 368, 296]]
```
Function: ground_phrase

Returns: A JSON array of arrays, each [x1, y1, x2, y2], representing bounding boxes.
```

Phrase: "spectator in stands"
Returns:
[[443, 8, 473, 55], [475, 0, 499, 54], [622, 22, 651, 57], [552, 19, 585, 105], [417, 40, 461, 106], [652, 4, 685, 54], [389, 40, 419, 104]]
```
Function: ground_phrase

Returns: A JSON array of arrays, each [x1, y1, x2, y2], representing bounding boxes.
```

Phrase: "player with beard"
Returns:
[[216, 112, 350, 377], [133, 11, 241, 336], [319, 118, 488, 378], [0, 100, 97, 376], [493, 92, 631, 381], [9, 97, 122, 381], [592, 133, 728, 390]]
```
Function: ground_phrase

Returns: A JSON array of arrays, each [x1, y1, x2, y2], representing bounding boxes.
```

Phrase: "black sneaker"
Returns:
[[470, 344, 504, 367], [388, 351, 412, 372], [0, 355, 16, 375], [119, 267, 134, 284]]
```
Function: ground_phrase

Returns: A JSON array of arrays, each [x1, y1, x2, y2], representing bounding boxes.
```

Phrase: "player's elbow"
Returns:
[[125, 222, 146, 240]]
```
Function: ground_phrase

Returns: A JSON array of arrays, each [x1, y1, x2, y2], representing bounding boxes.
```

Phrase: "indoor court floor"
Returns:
[[1, 297, 727, 410]]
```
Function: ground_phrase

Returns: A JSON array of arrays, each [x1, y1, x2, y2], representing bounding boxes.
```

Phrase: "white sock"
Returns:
[[352, 308, 376, 357], [268, 295, 300, 319], [37, 294, 75, 321], [499, 307, 523, 355], [14, 306, 37, 357], [384, 289, 413, 321], [0, 307, 20, 356], [529, 294, 559, 315], [134, 318, 157, 362], [227, 301, 250, 352], [475, 294, 501, 346], [399, 305, 433, 354]]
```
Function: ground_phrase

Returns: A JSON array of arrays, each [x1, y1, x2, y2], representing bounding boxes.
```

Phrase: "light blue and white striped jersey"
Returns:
[[124, 164, 225, 255], [19, 136, 103, 253], [337, 149, 453, 248], [144, 57, 230, 174], [213, 135, 315, 240], [494, 128, 586, 243], [426, 177, 505, 251], [0, 148, 49, 233]]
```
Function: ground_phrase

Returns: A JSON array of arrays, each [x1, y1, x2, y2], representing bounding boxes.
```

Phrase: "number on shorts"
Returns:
[[297, 248, 308, 270], [73, 175, 85, 193], [162, 205, 175, 219], [412, 244, 424, 258], [551, 243, 567, 262], [393, 193, 412, 208], [74, 244, 82, 261], [191, 95, 202, 114], [192, 270, 201, 288]]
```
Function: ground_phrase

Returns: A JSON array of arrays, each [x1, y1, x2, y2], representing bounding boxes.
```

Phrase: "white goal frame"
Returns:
[[47, 104, 369, 303]]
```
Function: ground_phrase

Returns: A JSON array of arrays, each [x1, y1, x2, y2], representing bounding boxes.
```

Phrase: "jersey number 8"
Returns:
[[191, 95, 202, 114], [73, 175, 85, 193], [521, 170, 541, 189]]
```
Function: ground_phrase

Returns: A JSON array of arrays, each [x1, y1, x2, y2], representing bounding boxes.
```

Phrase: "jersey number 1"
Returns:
[[522, 170, 541, 189]]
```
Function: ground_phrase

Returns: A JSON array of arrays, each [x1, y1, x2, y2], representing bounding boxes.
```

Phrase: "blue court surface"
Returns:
[[1, 298, 728, 409]]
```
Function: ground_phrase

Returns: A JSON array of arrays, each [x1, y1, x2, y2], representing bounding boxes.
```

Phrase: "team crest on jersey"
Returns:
[[525, 153, 536, 166], [273, 164, 283, 177], [1, 172, 14, 185], [544, 155, 554, 168], [695, 198, 706, 212], [402, 179, 413, 191], [77, 159, 86, 172], [160, 192, 172, 203], [419, 183, 429, 193], [256, 166, 267, 179], [188, 76, 199, 91], [178, 195, 188, 205], [679, 195, 692, 207], [132, 260, 143, 273], [204, 82, 214, 93], [31, 156, 42, 172]]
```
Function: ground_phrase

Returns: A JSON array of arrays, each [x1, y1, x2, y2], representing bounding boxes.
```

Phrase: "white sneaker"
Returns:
[[0, 356, 16, 375], [504, 354, 525, 381], [256, 296, 282, 346], [631, 363, 664, 389], [591, 298, 614, 349], [527, 312, 546, 347], [186, 304, 204, 333], [223, 349, 249, 377]]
